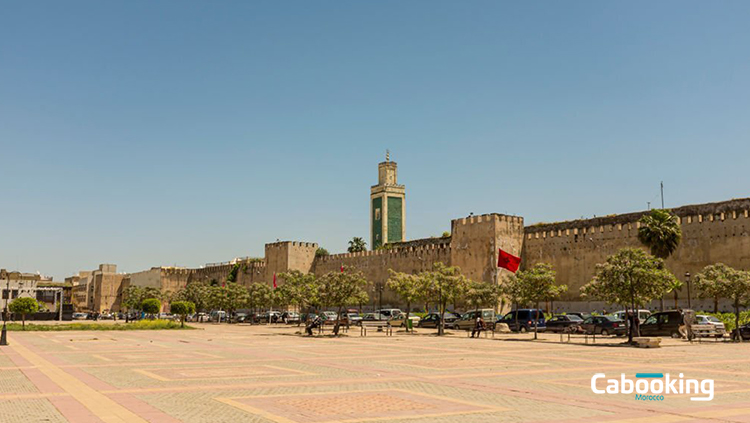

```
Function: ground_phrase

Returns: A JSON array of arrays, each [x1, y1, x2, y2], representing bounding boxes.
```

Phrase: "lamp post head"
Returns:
[[685, 272, 690, 279]]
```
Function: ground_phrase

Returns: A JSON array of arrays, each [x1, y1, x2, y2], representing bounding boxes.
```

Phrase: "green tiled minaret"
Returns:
[[370, 151, 406, 249]]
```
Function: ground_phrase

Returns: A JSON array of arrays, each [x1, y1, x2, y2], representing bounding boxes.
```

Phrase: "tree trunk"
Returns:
[[627, 305, 634, 344], [405, 301, 411, 333], [181, 316, 185, 328], [660, 296, 665, 312], [438, 301, 445, 336], [735, 299, 742, 343], [333, 306, 343, 335], [22, 314, 25, 330], [714, 297, 719, 314], [534, 302, 539, 340]]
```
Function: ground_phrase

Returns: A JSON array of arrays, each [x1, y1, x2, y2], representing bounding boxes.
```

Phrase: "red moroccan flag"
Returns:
[[273, 272, 277, 289], [497, 249, 521, 273]]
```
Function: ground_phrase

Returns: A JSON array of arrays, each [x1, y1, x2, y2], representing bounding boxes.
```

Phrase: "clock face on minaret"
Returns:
[[370, 154, 405, 250]]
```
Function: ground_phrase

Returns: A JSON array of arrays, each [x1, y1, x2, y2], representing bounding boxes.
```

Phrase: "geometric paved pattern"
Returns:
[[2, 323, 750, 422]]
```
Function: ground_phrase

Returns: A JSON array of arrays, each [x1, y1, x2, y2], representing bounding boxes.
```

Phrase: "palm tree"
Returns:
[[638, 209, 682, 309], [348, 237, 367, 253]]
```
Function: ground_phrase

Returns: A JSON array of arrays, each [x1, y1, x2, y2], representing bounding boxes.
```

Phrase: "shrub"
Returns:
[[141, 298, 162, 315], [6, 319, 191, 331], [170, 301, 196, 328], [9, 297, 40, 330]]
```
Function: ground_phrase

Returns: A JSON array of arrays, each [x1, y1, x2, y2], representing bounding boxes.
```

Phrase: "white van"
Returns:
[[612, 309, 651, 324]]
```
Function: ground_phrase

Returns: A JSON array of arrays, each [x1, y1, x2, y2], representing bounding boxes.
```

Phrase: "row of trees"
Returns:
[[387, 262, 568, 338]]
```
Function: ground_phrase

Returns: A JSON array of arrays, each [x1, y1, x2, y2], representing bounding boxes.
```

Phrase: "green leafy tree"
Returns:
[[174, 281, 211, 314], [387, 270, 422, 332], [315, 248, 330, 257], [441, 231, 451, 238], [694, 264, 750, 340], [227, 263, 241, 283], [123, 286, 163, 313], [638, 209, 683, 309], [319, 267, 369, 335], [347, 237, 367, 253], [9, 297, 39, 330], [170, 301, 195, 328], [419, 262, 469, 336], [141, 298, 162, 316], [277, 271, 319, 325], [465, 280, 502, 311], [247, 282, 275, 320], [510, 263, 566, 339], [694, 263, 733, 313], [581, 248, 679, 343]]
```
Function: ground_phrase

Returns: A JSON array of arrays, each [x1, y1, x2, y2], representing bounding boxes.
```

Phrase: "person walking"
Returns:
[[471, 314, 485, 338]]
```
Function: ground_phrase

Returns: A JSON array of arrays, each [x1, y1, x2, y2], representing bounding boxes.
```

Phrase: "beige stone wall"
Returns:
[[128, 268, 162, 289], [522, 198, 750, 301], [450, 214, 525, 285], [265, 241, 317, 283], [91, 273, 126, 313]]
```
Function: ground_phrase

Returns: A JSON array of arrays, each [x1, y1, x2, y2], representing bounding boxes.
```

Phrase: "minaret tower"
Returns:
[[370, 151, 406, 249]]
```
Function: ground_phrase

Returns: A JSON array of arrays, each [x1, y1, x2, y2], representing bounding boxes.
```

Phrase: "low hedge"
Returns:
[[4, 319, 192, 331]]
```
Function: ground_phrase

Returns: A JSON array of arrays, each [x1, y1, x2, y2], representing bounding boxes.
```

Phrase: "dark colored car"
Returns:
[[567, 312, 592, 321], [496, 309, 546, 333], [640, 310, 685, 338], [546, 314, 584, 333], [731, 323, 750, 341], [580, 315, 626, 336], [417, 312, 460, 328]]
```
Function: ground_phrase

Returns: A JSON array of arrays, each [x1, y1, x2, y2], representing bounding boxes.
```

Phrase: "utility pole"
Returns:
[[1, 273, 10, 346], [660, 181, 664, 209], [647, 202, 651, 211]]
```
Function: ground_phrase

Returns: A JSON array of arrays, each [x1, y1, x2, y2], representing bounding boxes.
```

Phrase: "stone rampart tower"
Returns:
[[370, 152, 406, 249]]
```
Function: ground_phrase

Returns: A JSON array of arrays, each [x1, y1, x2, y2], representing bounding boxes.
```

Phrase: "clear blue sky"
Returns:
[[2, 1, 749, 280]]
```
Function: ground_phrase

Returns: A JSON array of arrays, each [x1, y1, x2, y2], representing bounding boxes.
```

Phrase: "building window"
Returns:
[[374, 208, 381, 220]]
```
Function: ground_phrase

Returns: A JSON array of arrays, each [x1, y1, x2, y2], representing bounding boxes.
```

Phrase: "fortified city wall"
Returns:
[[99, 197, 749, 313], [522, 198, 750, 306]]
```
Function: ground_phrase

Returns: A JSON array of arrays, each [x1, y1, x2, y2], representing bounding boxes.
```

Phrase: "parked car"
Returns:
[[567, 312, 592, 321], [72, 312, 88, 320], [546, 314, 584, 333], [731, 323, 750, 341], [339, 312, 362, 326], [611, 309, 651, 324], [640, 310, 688, 338], [259, 311, 282, 323], [580, 315, 626, 336], [231, 312, 248, 323], [281, 311, 300, 324], [452, 309, 496, 330], [374, 309, 402, 319], [321, 311, 338, 321], [210, 310, 227, 322], [496, 309, 547, 333], [158, 312, 173, 320], [695, 314, 726, 337], [362, 312, 387, 322], [417, 312, 460, 328], [388, 312, 421, 327]]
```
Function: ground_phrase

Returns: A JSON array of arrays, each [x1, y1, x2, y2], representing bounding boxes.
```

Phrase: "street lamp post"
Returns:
[[685, 272, 692, 310], [1, 274, 10, 346]]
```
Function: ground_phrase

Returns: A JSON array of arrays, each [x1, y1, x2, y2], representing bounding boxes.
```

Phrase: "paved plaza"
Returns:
[[1, 324, 750, 423]]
